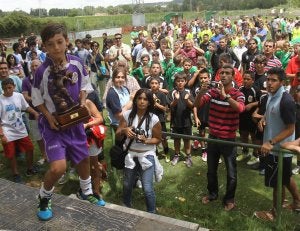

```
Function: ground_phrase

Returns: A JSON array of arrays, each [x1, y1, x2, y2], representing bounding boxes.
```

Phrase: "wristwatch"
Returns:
[[224, 94, 231, 101], [269, 140, 276, 145]]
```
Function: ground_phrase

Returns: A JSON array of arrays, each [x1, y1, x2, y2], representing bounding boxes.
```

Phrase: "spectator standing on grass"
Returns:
[[249, 39, 282, 73], [0, 78, 39, 183], [236, 71, 261, 162], [240, 38, 260, 75], [194, 64, 245, 211], [254, 67, 300, 221], [22, 59, 47, 166], [106, 67, 133, 131], [116, 88, 162, 213], [109, 33, 132, 65], [167, 72, 194, 168], [31, 23, 103, 221]]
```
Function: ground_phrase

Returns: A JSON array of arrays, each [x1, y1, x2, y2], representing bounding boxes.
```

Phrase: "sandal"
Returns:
[[254, 209, 276, 222], [224, 202, 236, 211], [202, 195, 217, 205]]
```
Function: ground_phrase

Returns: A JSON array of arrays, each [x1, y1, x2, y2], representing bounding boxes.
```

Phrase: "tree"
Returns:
[[30, 8, 47, 17]]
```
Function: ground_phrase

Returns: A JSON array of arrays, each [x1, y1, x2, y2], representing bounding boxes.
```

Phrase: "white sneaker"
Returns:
[[201, 152, 207, 162], [37, 158, 46, 165], [292, 166, 300, 175], [247, 157, 260, 166], [58, 173, 68, 185], [136, 179, 142, 189]]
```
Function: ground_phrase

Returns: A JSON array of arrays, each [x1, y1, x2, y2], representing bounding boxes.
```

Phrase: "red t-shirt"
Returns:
[[285, 55, 300, 87]]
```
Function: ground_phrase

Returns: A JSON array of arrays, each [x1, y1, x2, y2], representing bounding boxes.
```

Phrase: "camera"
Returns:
[[132, 127, 145, 143], [209, 81, 220, 88]]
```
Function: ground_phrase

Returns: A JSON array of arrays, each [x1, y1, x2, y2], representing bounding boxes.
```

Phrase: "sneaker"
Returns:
[[202, 152, 207, 162], [76, 189, 106, 206], [259, 169, 265, 175], [165, 156, 170, 163], [247, 157, 260, 166], [37, 196, 53, 221], [37, 158, 46, 165], [13, 174, 22, 183], [68, 168, 77, 180], [236, 154, 248, 162], [26, 166, 39, 176], [136, 179, 142, 189], [185, 156, 193, 167], [292, 166, 300, 175], [171, 155, 179, 166], [192, 140, 200, 150], [58, 173, 68, 185]]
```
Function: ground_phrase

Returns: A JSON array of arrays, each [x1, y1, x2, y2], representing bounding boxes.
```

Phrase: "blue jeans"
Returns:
[[207, 135, 237, 204], [123, 155, 156, 213]]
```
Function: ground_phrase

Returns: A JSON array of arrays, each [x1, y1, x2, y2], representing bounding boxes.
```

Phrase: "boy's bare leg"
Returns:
[[10, 155, 19, 175], [43, 159, 67, 190], [76, 157, 90, 180], [25, 150, 34, 170]]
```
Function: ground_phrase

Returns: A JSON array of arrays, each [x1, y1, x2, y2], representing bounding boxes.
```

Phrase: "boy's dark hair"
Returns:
[[173, 55, 182, 66], [221, 64, 235, 76], [243, 70, 254, 79], [12, 42, 20, 52], [75, 39, 82, 44], [174, 72, 187, 81], [1, 78, 15, 88], [198, 68, 210, 76], [183, 58, 192, 64], [40, 23, 67, 43], [149, 76, 160, 83], [150, 60, 161, 68], [26, 36, 37, 46], [254, 54, 267, 64], [82, 38, 90, 45], [267, 67, 286, 81], [219, 53, 233, 64]]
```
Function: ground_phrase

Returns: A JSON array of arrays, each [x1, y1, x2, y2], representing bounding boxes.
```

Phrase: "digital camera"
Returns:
[[209, 81, 220, 88], [132, 127, 145, 143]]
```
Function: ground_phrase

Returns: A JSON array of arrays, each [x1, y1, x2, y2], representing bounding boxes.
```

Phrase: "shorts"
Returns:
[[171, 127, 192, 139], [29, 119, 42, 141], [39, 116, 89, 165], [265, 154, 292, 188], [3, 136, 33, 159], [239, 117, 257, 133], [89, 143, 103, 157]]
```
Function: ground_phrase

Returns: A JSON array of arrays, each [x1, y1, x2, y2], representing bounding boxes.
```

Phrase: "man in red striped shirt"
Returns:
[[194, 64, 245, 211]]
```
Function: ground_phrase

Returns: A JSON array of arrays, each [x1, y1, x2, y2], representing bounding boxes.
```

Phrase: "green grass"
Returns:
[[1, 121, 299, 230]]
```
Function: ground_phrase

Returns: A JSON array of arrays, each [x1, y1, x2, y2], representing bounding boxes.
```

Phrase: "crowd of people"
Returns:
[[0, 14, 300, 222]]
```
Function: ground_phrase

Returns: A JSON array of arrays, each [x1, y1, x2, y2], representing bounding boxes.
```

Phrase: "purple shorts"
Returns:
[[38, 116, 89, 165]]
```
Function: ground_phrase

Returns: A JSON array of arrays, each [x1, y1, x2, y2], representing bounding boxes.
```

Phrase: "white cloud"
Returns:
[[1, 0, 172, 13]]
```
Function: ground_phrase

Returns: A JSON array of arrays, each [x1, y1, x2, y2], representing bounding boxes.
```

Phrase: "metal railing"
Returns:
[[163, 131, 296, 230]]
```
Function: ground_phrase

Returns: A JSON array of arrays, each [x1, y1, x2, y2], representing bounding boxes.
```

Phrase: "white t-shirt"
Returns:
[[0, 92, 29, 142], [123, 110, 159, 152]]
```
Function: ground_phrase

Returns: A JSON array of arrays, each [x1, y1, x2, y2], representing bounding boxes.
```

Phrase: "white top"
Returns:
[[123, 110, 159, 152], [0, 92, 29, 141]]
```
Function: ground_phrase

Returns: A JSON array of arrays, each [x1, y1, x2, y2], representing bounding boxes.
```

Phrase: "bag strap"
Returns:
[[124, 114, 147, 152]]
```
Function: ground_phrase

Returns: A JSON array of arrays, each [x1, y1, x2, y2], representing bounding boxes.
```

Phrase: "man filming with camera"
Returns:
[[194, 64, 245, 211]]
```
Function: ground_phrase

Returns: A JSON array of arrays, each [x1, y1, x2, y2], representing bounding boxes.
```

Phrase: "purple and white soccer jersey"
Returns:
[[31, 54, 93, 164]]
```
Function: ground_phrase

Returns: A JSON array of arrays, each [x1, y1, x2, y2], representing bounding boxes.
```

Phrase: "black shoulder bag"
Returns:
[[109, 114, 146, 169]]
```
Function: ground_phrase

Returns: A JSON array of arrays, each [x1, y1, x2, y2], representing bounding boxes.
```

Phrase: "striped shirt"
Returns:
[[249, 55, 282, 72], [200, 87, 245, 139]]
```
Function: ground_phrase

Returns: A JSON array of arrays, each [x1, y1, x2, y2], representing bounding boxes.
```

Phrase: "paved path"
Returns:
[[0, 178, 208, 231]]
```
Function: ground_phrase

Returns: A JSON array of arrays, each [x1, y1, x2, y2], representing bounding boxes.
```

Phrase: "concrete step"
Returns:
[[0, 178, 207, 231]]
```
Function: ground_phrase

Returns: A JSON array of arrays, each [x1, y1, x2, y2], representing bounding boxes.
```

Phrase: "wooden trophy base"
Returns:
[[54, 106, 90, 130]]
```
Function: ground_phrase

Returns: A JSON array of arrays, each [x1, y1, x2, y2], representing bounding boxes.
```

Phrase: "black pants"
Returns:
[[207, 135, 237, 204]]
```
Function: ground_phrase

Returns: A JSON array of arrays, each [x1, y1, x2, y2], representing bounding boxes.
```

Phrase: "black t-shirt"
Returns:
[[152, 91, 167, 122], [254, 73, 267, 91], [239, 85, 261, 120], [167, 88, 194, 128]]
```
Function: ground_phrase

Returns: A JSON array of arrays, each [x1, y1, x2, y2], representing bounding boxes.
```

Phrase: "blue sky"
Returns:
[[2, 0, 172, 13]]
